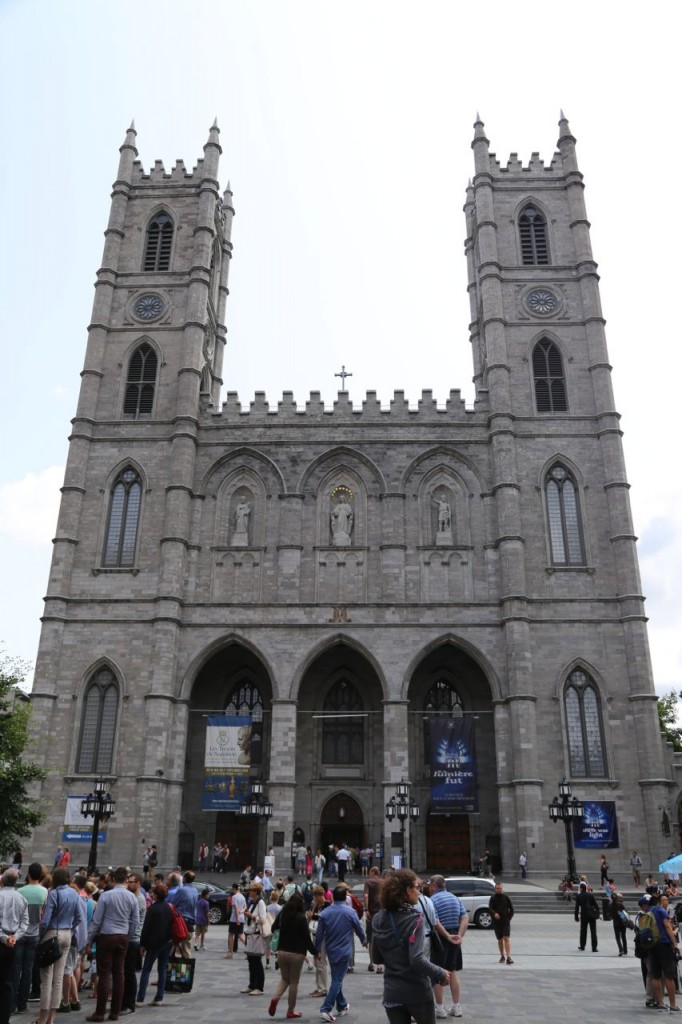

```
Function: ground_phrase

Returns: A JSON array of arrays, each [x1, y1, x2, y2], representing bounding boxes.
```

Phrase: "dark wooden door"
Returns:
[[426, 813, 471, 873]]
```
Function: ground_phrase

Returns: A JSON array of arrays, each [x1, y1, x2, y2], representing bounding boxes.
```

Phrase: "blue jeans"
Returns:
[[321, 957, 349, 1014], [12, 935, 38, 1012], [137, 942, 172, 1004]]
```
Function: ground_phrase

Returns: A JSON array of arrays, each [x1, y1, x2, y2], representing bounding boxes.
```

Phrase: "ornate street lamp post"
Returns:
[[240, 778, 273, 868], [80, 778, 116, 875], [548, 778, 584, 883], [385, 780, 420, 868]]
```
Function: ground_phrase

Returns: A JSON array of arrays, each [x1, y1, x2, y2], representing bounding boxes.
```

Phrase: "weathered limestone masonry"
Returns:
[[28, 117, 676, 875]]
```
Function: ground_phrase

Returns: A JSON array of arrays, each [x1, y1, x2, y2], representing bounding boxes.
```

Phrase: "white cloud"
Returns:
[[0, 466, 64, 547]]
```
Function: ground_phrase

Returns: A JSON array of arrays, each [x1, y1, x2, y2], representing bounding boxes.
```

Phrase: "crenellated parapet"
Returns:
[[131, 156, 208, 183], [484, 149, 566, 177], [210, 388, 475, 423]]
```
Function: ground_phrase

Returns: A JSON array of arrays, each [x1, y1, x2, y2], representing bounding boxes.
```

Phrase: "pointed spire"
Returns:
[[473, 113, 488, 144], [205, 119, 221, 148], [129, 118, 136, 132], [121, 120, 137, 153]]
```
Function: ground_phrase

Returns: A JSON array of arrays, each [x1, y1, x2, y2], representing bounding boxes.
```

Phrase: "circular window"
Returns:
[[525, 288, 558, 316], [132, 294, 165, 321]]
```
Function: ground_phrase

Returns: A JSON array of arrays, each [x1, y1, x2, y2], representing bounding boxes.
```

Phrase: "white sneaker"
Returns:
[[435, 1008, 447, 1020], [449, 1006, 462, 1018]]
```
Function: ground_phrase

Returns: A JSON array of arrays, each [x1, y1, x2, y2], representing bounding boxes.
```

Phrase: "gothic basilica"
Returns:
[[28, 117, 677, 874]]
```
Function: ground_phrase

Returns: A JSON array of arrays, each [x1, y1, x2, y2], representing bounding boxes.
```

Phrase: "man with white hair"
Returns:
[[0, 869, 29, 1024]]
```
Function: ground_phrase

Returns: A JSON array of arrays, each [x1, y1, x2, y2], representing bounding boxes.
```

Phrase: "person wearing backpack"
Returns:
[[574, 881, 599, 952], [647, 893, 680, 1012]]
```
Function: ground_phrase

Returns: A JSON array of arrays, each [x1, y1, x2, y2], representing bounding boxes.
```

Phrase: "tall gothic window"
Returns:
[[225, 681, 264, 764], [564, 669, 605, 777], [77, 667, 119, 773], [143, 213, 173, 271], [519, 205, 549, 264], [533, 339, 567, 412], [322, 679, 364, 765], [423, 680, 464, 761], [103, 467, 142, 567], [123, 343, 158, 418], [545, 464, 585, 566]]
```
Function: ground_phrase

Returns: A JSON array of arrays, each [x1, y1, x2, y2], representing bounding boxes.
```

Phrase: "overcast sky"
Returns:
[[1, 0, 679, 695]]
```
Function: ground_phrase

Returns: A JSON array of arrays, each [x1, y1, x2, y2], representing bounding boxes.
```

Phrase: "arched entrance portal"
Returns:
[[408, 642, 498, 873], [182, 642, 273, 872], [320, 793, 365, 852]]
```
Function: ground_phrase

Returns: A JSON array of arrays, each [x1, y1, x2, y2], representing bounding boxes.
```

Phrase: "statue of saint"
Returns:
[[432, 493, 453, 545], [233, 498, 251, 545], [331, 499, 354, 546]]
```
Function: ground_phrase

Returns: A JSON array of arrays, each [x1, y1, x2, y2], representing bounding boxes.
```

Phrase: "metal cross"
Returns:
[[335, 365, 353, 390]]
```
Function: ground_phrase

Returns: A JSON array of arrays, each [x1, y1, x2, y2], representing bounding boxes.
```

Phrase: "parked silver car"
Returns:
[[444, 876, 496, 929]]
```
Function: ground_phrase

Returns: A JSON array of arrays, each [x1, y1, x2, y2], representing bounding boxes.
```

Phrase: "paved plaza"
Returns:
[[113, 911, 661, 1024]]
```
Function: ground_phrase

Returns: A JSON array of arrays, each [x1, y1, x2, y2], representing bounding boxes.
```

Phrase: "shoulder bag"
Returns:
[[36, 891, 62, 968]]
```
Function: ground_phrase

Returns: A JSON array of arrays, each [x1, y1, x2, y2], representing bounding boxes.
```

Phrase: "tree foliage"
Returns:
[[0, 651, 45, 855], [657, 689, 682, 752]]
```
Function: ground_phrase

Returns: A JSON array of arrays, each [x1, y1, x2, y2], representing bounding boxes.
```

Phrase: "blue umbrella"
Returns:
[[659, 854, 682, 874]]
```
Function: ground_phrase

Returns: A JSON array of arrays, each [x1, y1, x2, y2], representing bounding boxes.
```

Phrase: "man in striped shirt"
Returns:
[[428, 876, 468, 1018]]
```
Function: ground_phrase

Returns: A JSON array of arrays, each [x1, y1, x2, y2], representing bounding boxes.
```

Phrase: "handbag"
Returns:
[[165, 954, 195, 993], [36, 890, 63, 968], [168, 903, 189, 944], [261, 912, 272, 939], [36, 935, 62, 968]]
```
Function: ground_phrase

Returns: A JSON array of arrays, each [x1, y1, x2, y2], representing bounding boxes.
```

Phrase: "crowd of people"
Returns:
[[4, 849, 682, 1023]]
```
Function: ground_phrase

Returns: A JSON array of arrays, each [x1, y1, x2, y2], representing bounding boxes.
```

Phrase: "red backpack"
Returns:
[[350, 893, 364, 920], [168, 902, 189, 944]]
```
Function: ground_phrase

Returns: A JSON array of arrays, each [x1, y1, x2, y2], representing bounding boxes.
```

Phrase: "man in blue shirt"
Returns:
[[649, 894, 680, 1012], [429, 875, 469, 1019], [315, 885, 366, 1022], [86, 867, 139, 1022], [168, 871, 198, 957]]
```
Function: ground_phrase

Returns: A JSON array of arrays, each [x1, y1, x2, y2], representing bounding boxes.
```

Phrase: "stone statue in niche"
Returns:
[[331, 499, 354, 546], [433, 492, 453, 546], [232, 497, 251, 546]]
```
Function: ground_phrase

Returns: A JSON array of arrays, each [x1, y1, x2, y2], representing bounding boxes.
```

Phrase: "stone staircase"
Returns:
[[510, 888, 644, 915]]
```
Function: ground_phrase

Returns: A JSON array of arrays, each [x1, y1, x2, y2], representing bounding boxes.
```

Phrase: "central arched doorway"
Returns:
[[320, 793, 365, 851]]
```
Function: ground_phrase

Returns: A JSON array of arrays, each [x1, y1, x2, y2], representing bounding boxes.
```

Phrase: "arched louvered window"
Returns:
[[225, 681, 264, 764], [123, 343, 158, 418], [519, 205, 549, 265], [143, 213, 173, 271], [422, 680, 464, 762], [564, 668, 605, 777], [322, 679, 364, 765], [545, 464, 585, 566], [533, 339, 567, 412], [103, 467, 142, 567], [77, 667, 119, 773]]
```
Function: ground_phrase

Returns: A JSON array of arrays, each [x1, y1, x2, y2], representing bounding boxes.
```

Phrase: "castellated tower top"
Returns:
[[472, 112, 580, 178]]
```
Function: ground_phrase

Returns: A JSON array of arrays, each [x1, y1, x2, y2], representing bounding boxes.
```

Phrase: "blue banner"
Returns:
[[428, 716, 478, 813], [203, 715, 253, 811], [572, 801, 619, 848]]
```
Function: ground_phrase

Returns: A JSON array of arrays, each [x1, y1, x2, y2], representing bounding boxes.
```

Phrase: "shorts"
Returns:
[[493, 922, 511, 940], [229, 922, 244, 937], [441, 942, 463, 973], [63, 945, 79, 977], [649, 943, 678, 980]]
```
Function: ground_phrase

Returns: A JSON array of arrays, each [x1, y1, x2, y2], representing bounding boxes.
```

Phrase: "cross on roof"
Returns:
[[335, 365, 353, 390]]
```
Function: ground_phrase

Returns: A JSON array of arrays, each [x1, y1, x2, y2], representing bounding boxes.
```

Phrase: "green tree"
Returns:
[[657, 689, 682, 752], [0, 651, 45, 855]]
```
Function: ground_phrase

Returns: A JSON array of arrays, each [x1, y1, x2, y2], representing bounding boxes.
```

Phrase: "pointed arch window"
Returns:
[[564, 668, 605, 777], [123, 343, 158, 418], [533, 339, 567, 412], [519, 205, 549, 265], [77, 667, 119, 773], [322, 679, 364, 765], [103, 467, 142, 567], [143, 213, 173, 271], [225, 680, 264, 764], [545, 464, 585, 566], [422, 680, 464, 762]]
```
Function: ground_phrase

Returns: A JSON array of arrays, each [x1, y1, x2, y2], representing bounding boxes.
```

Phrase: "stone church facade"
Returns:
[[28, 117, 676, 874]]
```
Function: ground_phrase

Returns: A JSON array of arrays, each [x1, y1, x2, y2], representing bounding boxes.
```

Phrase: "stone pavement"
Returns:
[[108, 912, 667, 1023]]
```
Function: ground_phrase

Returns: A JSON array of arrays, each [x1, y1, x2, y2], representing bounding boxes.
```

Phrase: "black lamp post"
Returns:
[[240, 779, 273, 868], [385, 780, 420, 868], [80, 778, 116, 875], [548, 778, 584, 883]]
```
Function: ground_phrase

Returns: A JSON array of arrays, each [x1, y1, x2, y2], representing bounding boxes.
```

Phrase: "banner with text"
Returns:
[[428, 716, 478, 813], [202, 715, 253, 811], [573, 801, 619, 848]]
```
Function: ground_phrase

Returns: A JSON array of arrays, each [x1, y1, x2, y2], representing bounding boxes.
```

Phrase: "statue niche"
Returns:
[[432, 490, 453, 546], [231, 489, 253, 547], [330, 486, 354, 547]]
